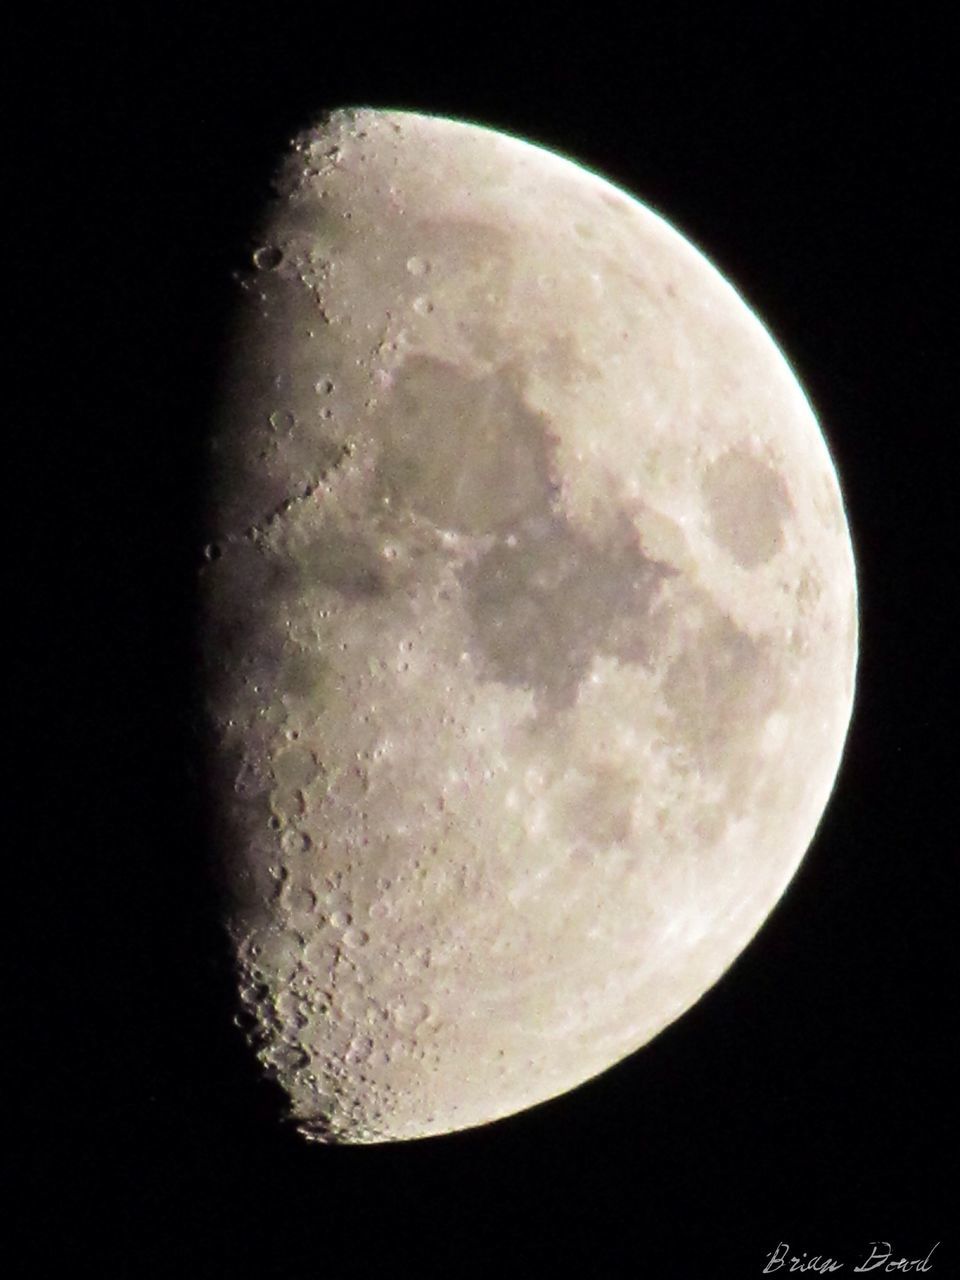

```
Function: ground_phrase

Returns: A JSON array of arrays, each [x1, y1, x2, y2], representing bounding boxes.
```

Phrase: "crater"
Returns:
[[702, 445, 792, 568]]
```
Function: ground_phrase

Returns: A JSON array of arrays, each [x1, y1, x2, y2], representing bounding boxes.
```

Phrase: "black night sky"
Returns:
[[26, 6, 954, 1277]]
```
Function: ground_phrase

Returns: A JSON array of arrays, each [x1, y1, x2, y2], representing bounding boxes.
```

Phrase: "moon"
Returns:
[[200, 107, 858, 1144]]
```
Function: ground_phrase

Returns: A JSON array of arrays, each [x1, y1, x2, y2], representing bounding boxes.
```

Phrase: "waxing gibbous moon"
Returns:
[[200, 107, 858, 1144]]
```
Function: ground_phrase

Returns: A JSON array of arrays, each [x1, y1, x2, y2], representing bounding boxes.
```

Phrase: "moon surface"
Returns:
[[200, 107, 858, 1144]]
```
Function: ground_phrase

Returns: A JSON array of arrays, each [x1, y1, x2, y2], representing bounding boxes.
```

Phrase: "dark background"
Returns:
[[27, 6, 953, 1277]]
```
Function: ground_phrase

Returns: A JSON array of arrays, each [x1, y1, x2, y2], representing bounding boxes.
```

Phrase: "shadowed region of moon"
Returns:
[[200, 107, 858, 1144], [375, 355, 557, 535], [703, 446, 793, 568], [296, 526, 386, 600], [373, 352, 673, 710], [463, 513, 672, 711]]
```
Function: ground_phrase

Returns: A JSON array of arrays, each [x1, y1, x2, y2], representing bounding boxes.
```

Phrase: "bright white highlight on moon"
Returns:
[[200, 107, 858, 1143]]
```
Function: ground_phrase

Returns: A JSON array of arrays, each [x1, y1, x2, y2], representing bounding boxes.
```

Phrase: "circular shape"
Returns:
[[200, 107, 858, 1144], [252, 245, 284, 271]]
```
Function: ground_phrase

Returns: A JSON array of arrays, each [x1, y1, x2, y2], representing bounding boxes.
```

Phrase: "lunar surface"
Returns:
[[200, 107, 858, 1143]]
